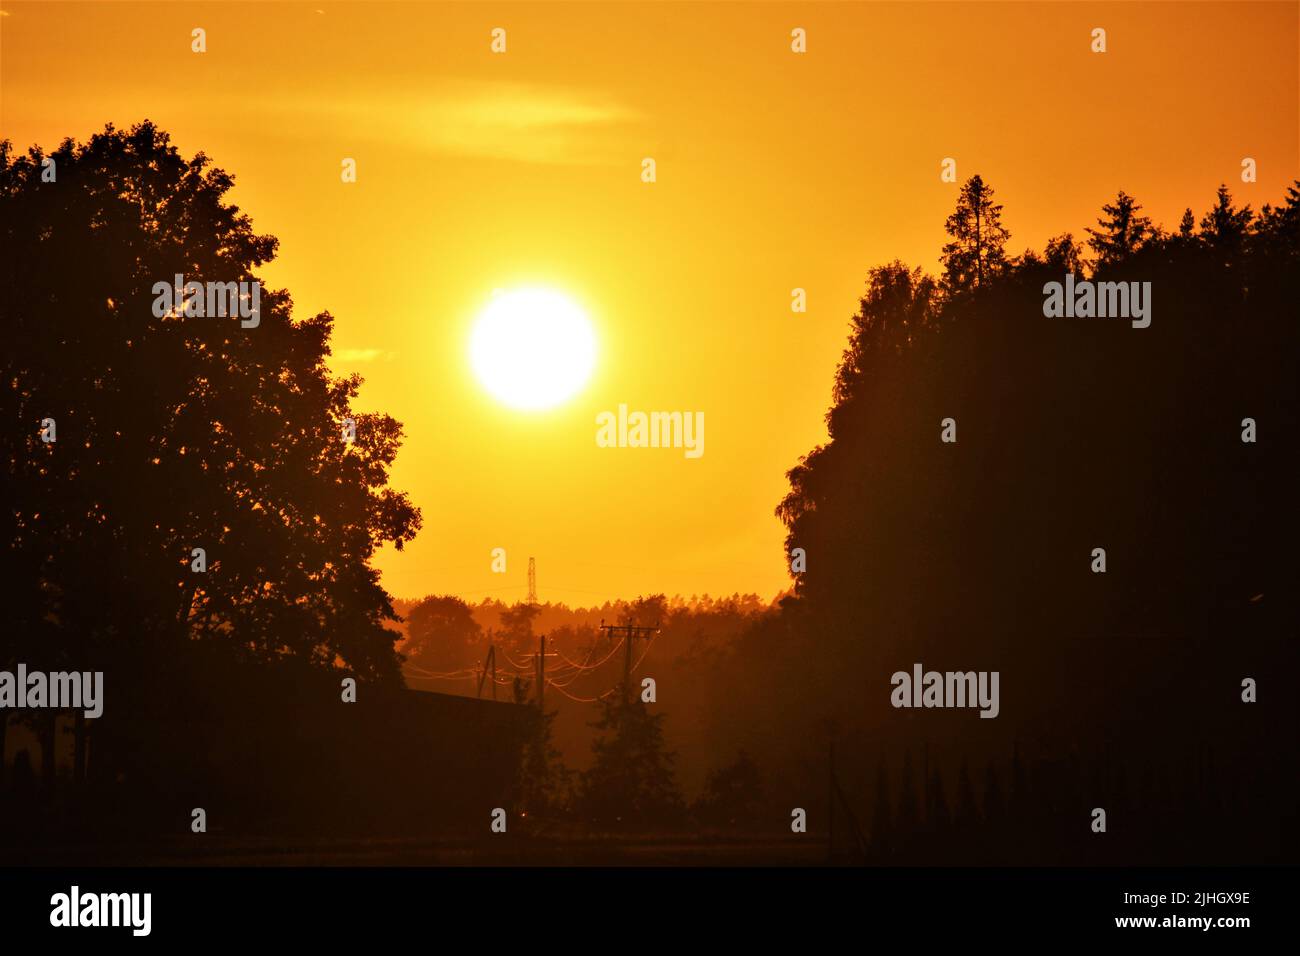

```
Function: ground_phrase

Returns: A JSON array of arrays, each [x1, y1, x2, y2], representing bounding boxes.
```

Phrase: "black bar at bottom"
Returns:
[[0, 866, 1283, 941]]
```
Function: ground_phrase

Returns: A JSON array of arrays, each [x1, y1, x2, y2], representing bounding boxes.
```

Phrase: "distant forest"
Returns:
[[3, 123, 1297, 862]]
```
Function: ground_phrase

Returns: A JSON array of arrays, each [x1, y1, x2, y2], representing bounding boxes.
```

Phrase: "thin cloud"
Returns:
[[264, 82, 643, 166], [332, 348, 393, 363]]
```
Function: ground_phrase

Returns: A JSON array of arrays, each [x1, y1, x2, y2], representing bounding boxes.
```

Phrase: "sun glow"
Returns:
[[470, 288, 597, 411]]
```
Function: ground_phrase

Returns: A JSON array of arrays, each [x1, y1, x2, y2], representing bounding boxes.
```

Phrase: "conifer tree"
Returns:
[[1199, 184, 1253, 251], [1044, 232, 1086, 275], [940, 174, 1011, 293], [692, 750, 764, 827], [579, 694, 682, 828], [514, 705, 572, 818], [1086, 190, 1153, 266]]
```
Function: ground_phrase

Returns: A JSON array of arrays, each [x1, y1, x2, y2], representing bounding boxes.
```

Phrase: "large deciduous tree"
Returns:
[[404, 595, 482, 672], [0, 122, 421, 696]]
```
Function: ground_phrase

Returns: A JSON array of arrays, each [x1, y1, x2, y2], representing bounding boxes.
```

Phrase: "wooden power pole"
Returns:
[[477, 642, 497, 700], [533, 634, 556, 713], [597, 620, 660, 704]]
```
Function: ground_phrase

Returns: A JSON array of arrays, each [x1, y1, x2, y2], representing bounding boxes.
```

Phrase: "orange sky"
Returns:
[[3, 2, 1296, 606]]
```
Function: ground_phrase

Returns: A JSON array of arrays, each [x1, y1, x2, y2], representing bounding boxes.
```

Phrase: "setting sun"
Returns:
[[469, 288, 596, 411]]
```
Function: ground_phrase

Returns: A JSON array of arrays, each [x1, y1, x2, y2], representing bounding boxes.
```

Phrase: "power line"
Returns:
[[598, 620, 660, 705], [551, 644, 596, 670], [551, 637, 625, 675], [546, 681, 617, 704], [504, 650, 534, 671], [629, 630, 658, 673]]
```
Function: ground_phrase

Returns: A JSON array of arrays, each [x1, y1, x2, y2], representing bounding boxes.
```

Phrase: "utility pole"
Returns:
[[527, 557, 537, 606], [533, 634, 556, 713], [477, 641, 497, 701], [597, 620, 660, 705]]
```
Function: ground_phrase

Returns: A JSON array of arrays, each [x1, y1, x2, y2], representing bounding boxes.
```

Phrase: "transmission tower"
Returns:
[[527, 556, 537, 605]]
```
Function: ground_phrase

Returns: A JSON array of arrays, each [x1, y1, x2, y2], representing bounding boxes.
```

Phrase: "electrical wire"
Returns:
[[404, 664, 477, 679], [551, 639, 609, 671], [407, 630, 657, 703], [551, 645, 596, 670], [629, 631, 658, 672], [553, 637, 626, 677], [546, 681, 617, 704], [504, 651, 534, 670]]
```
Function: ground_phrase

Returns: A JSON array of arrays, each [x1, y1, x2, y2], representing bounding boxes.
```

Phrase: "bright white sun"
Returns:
[[470, 288, 596, 411]]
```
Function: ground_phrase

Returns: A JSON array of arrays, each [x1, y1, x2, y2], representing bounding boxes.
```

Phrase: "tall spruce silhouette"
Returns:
[[1086, 190, 1155, 265], [579, 693, 682, 829], [940, 174, 1011, 293]]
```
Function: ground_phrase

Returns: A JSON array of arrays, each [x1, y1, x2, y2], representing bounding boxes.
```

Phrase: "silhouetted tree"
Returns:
[[0, 123, 421, 693], [619, 594, 668, 627], [722, 176, 1300, 863], [1086, 190, 1153, 265], [579, 694, 682, 828], [404, 595, 481, 672], [832, 262, 937, 400], [1043, 232, 1086, 274], [940, 174, 1010, 293], [1199, 184, 1253, 253], [514, 706, 572, 819], [692, 750, 764, 828], [1, 123, 422, 806], [1256, 182, 1300, 245], [499, 602, 541, 654]]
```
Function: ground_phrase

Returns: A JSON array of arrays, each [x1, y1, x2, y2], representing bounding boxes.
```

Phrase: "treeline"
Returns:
[[398, 593, 774, 807], [393, 592, 773, 674], [847, 741, 1269, 864], [696, 176, 1300, 861]]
